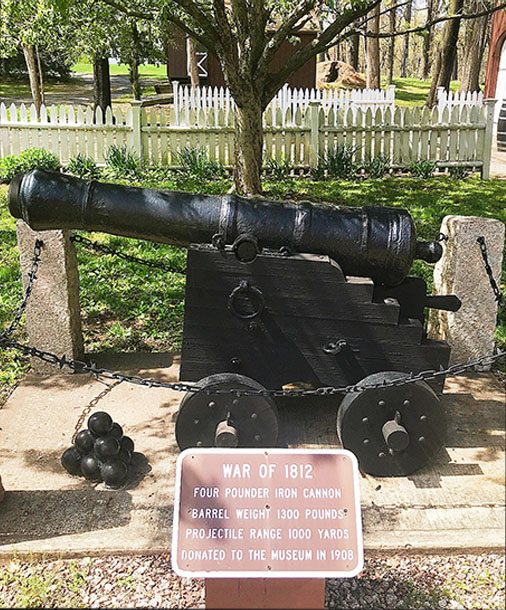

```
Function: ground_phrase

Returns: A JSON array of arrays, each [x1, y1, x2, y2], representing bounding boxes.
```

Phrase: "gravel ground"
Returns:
[[0, 552, 503, 609]]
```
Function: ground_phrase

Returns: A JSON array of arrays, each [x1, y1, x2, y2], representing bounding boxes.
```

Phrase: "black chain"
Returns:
[[477, 236, 504, 306], [0, 333, 504, 397], [72, 379, 123, 443], [70, 234, 186, 275], [1, 235, 505, 398], [0, 239, 43, 341]]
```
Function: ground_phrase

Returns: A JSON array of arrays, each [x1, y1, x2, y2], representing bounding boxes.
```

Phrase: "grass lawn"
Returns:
[[71, 62, 167, 79], [1, 175, 505, 401], [391, 78, 461, 108]]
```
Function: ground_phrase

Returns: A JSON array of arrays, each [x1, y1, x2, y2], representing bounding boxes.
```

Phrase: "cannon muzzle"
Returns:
[[8, 169, 441, 286]]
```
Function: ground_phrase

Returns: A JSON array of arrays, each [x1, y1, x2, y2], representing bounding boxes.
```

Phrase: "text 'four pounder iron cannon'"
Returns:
[[8, 170, 461, 477]]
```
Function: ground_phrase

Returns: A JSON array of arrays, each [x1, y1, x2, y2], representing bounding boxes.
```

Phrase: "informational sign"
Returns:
[[172, 448, 363, 578]]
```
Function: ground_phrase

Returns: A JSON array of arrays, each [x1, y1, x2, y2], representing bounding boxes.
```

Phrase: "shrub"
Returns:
[[366, 154, 391, 179], [448, 165, 470, 180], [409, 159, 437, 179], [263, 156, 292, 181], [175, 146, 226, 180], [0, 148, 60, 183], [105, 145, 141, 179], [313, 144, 357, 180], [66, 154, 103, 180]]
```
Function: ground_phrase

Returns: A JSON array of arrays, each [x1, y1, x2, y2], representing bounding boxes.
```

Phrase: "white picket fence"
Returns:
[[437, 86, 484, 118], [0, 99, 496, 178], [173, 82, 396, 126], [0, 102, 133, 164]]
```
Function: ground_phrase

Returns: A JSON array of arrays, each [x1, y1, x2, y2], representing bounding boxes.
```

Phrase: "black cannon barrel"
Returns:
[[8, 169, 441, 286]]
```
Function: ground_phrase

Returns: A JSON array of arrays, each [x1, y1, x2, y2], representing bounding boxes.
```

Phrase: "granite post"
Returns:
[[428, 215, 505, 370], [16, 221, 84, 375]]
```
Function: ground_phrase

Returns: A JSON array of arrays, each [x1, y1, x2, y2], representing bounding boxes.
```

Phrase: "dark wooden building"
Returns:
[[485, 8, 506, 120], [167, 30, 317, 89]]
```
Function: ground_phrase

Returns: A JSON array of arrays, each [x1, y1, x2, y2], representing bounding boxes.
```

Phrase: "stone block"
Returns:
[[428, 215, 505, 370], [16, 221, 84, 375]]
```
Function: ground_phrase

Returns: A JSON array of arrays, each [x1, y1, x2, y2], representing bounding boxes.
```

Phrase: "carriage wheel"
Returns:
[[337, 371, 445, 476], [175, 373, 279, 450]]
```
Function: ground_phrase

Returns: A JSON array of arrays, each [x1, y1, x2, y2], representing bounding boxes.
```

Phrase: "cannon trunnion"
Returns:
[[8, 170, 462, 476]]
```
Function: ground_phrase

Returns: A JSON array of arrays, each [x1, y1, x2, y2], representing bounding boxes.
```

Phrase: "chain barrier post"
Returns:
[[15, 221, 84, 375], [428, 215, 505, 371]]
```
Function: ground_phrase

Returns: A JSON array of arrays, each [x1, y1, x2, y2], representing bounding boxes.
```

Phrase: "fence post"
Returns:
[[437, 86, 445, 118], [481, 98, 496, 179], [172, 80, 179, 119], [130, 100, 143, 163], [309, 101, 320, 169]]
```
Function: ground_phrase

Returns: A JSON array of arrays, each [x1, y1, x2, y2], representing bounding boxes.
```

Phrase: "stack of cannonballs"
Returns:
[[61, 411, 134, 488]]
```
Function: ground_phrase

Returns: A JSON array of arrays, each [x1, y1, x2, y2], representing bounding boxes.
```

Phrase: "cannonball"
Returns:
[[75, 429, 95, 454], [88, 411, 113, 436], [94, 436, 120, 460], [100, 458, 128, 488], [61, 446, 82, 476], [120, 436, 134, 454], [118, 448, 132, 465], [80, 454, 102, 482], [110, 422, 123, 440]]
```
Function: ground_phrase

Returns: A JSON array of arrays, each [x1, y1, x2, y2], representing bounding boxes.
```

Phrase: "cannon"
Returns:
[[9, 169, 462, 476]]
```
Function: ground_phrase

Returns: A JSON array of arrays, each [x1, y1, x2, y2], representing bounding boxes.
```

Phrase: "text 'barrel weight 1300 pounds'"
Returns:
[[9, 170, 462, 476]]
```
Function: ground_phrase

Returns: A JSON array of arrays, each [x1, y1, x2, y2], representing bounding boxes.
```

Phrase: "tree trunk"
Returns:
[[93, 54, 112, 117], [35, 46, 45, 105], [366, 5, 381, 89], [387, 7, 396, 84], [187, 37, 199, 87], [460, 1, 489, 92], [426, 0, 464, 106], [129, 61, 141, 100], [128, 23, 142, 100], [348, 32, 360, 70], [234, 98, 264, 195], [436, 0, 464, 91], [422, 0, 434, 80], [400, 0, 412, 78], [451, 52, 458, 82], [22, 44, 42, 114], [162, 38, 171, 82], [426, 48, 442, 107]]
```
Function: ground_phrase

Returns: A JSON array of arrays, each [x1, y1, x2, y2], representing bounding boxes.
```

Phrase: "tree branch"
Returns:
[[170, 0, 221, 45], [257, 0, 316, 73], [356, 0, 506, 38], [358, 0, 411, 28], [208, 0, 242, 85], [97, 0, 154, 20], [264, 0, 380, 102], [230, 0, 249, 39], [163, 12, 216, 51]]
